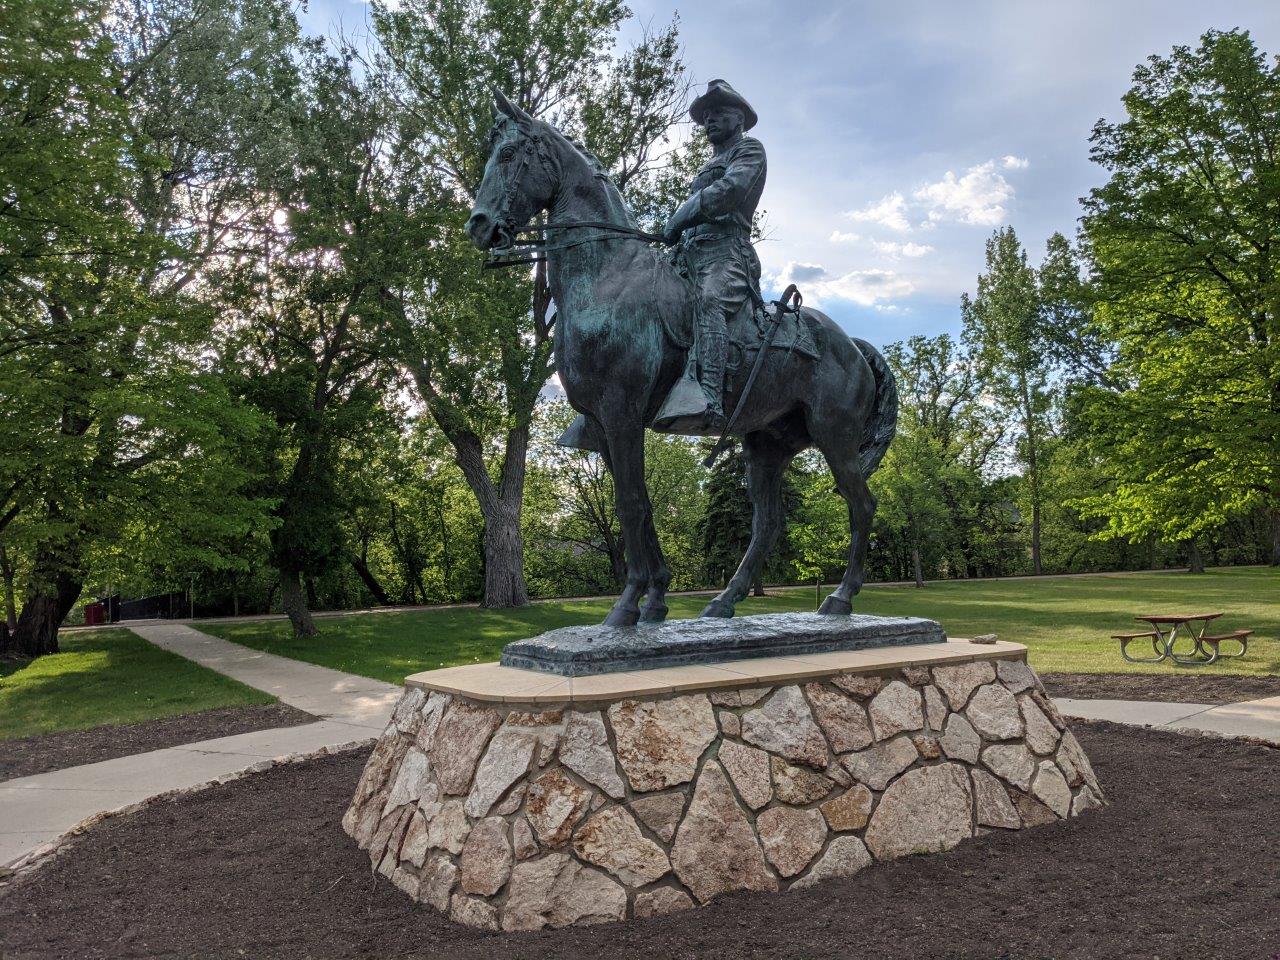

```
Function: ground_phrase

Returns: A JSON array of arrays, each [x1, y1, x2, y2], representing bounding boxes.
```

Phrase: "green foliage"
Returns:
[[1076, 29, 1280, 560], [695, 442, 799, 588], [963, 226, 1056, 574], [0, 0, 298, 654], [0, 628, 273, 738], [523, 399, 706, 596], [369, 0, 690, 607]]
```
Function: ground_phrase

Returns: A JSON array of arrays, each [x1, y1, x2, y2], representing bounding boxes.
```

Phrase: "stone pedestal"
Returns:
[[343, 637, 1104, 932]]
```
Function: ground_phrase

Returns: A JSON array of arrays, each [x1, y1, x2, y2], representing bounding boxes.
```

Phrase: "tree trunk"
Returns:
[[912, 545, 925, 588], [1030, 500, 1042, 575], [602, 527, 626, 589], [6, 542, 86, 657], [279, 568, 318, 637], [1187, 541, 1205, 574], [1270, 505, 1280, 566], [443, 423, 532, 609], [0, 544, 17, 633], [350, 553, 390, 605], [752, 573, 765, 597], [1019, 375, 1043, 576], [481, 501, 528, 608]]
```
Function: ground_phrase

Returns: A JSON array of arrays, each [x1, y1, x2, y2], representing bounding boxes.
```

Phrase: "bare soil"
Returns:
[[0, 704, 314, 782], [1041, 671, 1280, 704], [1, 722, 1277, 960]]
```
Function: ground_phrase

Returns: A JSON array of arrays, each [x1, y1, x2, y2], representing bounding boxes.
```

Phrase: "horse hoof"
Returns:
[[817, 595, 852, 616], [639, 603, 668, 623], [604, 607, 640, 627], [700, 599, 734, 619]]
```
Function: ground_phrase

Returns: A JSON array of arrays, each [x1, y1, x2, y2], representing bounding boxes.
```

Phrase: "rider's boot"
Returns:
[[698, 315, 728, 431]]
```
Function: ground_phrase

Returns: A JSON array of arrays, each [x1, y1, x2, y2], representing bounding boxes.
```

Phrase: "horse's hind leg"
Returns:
[[702, 432, 799, 619], [810, 427, 876, 616]]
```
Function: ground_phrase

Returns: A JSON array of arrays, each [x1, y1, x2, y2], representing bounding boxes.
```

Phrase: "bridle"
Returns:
[[481, 123, 664, 270]]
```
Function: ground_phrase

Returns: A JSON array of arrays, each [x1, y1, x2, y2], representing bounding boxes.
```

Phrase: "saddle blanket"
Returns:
[[726, 302, 820, 369]]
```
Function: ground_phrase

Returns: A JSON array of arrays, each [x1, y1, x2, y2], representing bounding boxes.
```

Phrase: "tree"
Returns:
[[1076, 29, 1280, 565], [872, 334, 1008, 584], [216, 49, 434, 635], [0, 0, 296, 656], [697, 443, 751, 589], [524, 399, 706, 597], [964, 227, 1054, 575], [370, 0, 688, 607]]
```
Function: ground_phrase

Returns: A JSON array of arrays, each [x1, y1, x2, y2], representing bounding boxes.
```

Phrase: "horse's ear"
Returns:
[[493, 88, 532, 125]]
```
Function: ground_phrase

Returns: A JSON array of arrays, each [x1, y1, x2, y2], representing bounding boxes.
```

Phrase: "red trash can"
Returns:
[[83, 602, 105, 625]]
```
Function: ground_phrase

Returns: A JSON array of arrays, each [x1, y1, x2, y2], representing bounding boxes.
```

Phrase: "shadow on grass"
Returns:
[[201, 568, 1280, 683]]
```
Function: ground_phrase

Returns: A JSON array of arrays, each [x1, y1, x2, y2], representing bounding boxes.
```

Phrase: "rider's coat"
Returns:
[[686, 136, 767, 241]]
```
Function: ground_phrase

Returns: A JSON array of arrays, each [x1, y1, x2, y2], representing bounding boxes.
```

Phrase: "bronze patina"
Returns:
[[467, 84, 898, 628]]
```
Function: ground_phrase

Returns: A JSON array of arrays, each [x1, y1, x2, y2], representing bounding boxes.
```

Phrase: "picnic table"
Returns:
[[1113, 612, 1252, 665]]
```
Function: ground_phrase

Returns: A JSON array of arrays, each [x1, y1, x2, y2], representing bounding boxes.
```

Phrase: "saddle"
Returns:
[[728, 299, 820, 368], [659, 297, 820, 367]]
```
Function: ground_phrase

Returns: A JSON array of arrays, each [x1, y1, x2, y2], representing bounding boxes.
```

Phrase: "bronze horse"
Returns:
[[467, 93, 897, 627]]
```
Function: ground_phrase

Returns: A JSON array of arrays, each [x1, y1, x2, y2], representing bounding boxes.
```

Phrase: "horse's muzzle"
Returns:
[[466, 210, 495, 250]]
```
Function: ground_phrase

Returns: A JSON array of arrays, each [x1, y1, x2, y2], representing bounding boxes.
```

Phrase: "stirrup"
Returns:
[[654, 375, 715, 434]]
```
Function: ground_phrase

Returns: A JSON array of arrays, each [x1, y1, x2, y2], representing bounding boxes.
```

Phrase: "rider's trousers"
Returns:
[[682, 235, 760, 416]]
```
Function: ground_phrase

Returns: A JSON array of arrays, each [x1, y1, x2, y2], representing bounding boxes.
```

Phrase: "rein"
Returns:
[[483, 221, 666, 270]]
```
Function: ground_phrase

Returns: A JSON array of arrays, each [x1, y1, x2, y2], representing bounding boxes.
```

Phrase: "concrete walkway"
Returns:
[[1, 625, 400, 872], [4, 622, 1276, 876], [1057, 695, 1280, 744]]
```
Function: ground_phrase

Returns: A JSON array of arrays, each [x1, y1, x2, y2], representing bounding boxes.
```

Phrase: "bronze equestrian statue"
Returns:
[[466, 82, 898, 628]]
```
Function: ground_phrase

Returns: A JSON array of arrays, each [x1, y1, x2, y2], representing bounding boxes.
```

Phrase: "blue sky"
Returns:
[[305, 0, 1280, 348]]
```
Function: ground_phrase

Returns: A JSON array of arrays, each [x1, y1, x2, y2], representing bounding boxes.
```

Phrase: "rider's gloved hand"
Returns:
[[662, 196, 700, 245]]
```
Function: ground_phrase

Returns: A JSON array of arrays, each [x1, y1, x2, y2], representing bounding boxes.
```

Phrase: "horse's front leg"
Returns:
[[600, 424, 666, 627]]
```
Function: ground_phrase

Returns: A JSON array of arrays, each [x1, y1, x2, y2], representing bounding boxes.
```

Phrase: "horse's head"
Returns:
[[467, 91, 560, 251]]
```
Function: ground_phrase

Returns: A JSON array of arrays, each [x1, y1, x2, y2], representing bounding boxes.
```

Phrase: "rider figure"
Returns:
[[662, 80, 766, 430]]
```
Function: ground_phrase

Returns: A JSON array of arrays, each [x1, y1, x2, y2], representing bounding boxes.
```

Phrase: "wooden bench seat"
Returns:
[[1199, 630, 1252, 642], [1112, 630, 1164, 663], [1198, 630, 1252, 659]]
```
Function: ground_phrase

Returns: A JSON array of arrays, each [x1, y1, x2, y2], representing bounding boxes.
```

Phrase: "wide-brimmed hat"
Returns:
[[689, 79, 757, 131]]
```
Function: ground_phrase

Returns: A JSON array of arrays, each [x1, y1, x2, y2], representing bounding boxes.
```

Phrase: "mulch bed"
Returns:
[[2, 722, 1277, 960], [1041, 672, 1280, 705], [0, 704, 315, 782]]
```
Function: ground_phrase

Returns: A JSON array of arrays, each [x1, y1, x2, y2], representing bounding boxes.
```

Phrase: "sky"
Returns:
[[303, 0, 1280, 348]]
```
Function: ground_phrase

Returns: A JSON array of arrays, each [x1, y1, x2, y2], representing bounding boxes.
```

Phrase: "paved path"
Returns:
[[1056, 695, 1280, 744], [5, 622, 1276, 875], [1, 625, 399, 872]]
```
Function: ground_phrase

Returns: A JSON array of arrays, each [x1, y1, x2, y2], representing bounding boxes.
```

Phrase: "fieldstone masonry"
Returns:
[[344, 654, 1104, 931]]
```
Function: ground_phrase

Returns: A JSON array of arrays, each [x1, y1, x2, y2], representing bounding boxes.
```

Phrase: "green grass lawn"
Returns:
[[199, 567, 1280, 684], [0, 628, 275, 740]]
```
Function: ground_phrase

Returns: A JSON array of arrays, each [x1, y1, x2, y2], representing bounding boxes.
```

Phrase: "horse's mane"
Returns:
[[489, 114, 638, 229]]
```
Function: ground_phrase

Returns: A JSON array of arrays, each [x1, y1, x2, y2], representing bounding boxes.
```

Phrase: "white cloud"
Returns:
[[1002, 155, 1029, 170], [872, 240, 933, 258], [829, 230, 861, 243], [779, 261, 829, 283], [821, 268, 915, 305], [843, 192, 910, 232], [774, 261, 914, 307], [914, 160, 1016, 226]]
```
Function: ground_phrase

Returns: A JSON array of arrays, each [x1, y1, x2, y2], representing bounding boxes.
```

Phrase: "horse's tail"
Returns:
[[852, 337, 898, 478]]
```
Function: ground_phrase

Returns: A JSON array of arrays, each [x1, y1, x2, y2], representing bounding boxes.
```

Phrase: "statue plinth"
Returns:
[[344, 622, 1106, 931], [500, 612, 945, 677]]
